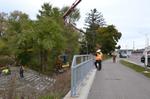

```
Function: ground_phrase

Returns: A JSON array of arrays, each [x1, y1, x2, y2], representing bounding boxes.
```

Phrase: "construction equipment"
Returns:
[[63, 0, 82, 20]]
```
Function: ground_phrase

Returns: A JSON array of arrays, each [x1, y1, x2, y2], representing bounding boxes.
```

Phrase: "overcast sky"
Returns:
[[0, 0, 150, 49]]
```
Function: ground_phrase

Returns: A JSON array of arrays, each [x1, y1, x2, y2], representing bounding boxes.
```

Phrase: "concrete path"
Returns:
[[88, 59, 150, 99]]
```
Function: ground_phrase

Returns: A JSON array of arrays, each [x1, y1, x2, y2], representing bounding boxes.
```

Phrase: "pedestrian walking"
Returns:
[[19, 65, 24, 78], [112, 51, 117, 63], [95, 49, 103, 71]]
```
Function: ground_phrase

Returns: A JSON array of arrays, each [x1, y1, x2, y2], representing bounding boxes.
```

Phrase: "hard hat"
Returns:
[[96, 49, 101, 53]]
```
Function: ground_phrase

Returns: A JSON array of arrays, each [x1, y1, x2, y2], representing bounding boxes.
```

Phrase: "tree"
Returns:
[[37, 3, 53, 19], [0, 12, 8, 37], [0, 3, 81, 73], [96, 25, 122, 53], [0, 12, 9, 55], [61, 6, 80, 25], [84, 8, 106, 53], [61, 6, 81, 57], [4, 11, 33, 65], [85, 8, 106, 28], [35, 3, 66, 71]]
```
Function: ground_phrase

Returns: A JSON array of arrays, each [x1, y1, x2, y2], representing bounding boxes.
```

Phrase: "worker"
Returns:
[[2, 68, 9, 75], [19, 65, 24, 78], [95, 49, 103, 71]]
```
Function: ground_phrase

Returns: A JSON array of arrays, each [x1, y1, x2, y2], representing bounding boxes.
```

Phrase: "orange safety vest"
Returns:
[[95, 53, 103, 60]]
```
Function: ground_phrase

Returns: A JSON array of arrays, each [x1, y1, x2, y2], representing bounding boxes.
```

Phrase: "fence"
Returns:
[[71, 55, 94, 97]]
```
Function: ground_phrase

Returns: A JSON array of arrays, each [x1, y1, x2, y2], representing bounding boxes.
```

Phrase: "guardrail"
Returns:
[[71, 55, 94, 97]]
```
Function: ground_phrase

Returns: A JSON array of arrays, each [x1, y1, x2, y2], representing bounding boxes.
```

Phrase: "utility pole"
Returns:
[[145, 34, 149, 48], [133, 41, 135, 51], [147, 36, 149, 47], [144, 34, 150, 73]]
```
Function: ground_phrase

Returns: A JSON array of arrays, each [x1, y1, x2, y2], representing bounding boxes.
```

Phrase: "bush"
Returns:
[[0, 56, 14, 65]]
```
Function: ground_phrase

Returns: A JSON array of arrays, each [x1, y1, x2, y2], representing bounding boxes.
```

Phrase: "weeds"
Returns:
[[0, 69, 71, 99], [39, 70, 71, 99]]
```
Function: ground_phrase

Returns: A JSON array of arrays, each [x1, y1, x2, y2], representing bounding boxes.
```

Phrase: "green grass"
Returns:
[[120, 60, 150, 78], [39, 93, 63, 99]]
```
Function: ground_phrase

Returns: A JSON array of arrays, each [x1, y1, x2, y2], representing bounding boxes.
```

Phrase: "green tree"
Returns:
[[61, 6, 81, 58], [0, 12, 8, 55], [6, 11, 33, 64], [35, 3, 81, 72], [0, 3, 81, 73], [35, 3, 66, 72], [33, 17, 66, 72], [84, 8, 106, 53], [61, 6, 80, 25], [0, 12, 8, 37], [96, 25, 122, 53]]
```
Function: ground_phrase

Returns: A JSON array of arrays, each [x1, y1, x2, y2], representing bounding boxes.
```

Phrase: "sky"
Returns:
[[0, 0, 150, 49]]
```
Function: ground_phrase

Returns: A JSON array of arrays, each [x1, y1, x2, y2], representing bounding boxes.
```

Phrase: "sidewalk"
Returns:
[[88, 59, 150, 99]]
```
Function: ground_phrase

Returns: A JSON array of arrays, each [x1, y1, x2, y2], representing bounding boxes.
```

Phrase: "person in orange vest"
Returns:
[[95, 49, 103, 71]]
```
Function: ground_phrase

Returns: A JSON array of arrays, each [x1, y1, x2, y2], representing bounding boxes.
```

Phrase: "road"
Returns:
[[127, 53, 145, 66]]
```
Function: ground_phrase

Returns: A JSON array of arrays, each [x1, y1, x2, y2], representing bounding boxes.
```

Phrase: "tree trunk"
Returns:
[[40, 49, 48, 72], [43, 50, 48, 72], [40, 50, 44, 72]]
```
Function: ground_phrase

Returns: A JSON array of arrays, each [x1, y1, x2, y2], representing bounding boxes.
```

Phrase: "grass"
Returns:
[[39, 93, 62, 99], [120, 60, 150, 78]]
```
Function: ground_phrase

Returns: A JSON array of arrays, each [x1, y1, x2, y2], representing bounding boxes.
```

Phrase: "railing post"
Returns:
[[71, 67, 76, 96], [71, 56, 77, 97]]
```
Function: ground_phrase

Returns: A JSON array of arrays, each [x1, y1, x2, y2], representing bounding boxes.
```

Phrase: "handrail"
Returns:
[[71, 54, 94, 97]]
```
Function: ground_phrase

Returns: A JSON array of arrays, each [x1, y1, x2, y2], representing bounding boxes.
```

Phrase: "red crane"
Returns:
[[63, 0, 82, 20]]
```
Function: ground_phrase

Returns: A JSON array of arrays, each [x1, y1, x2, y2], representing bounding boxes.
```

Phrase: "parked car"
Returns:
[[119, 52, 127, 58], [141, 55, 150, 66]]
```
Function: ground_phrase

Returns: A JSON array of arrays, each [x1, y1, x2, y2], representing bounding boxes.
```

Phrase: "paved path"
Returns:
[[88, 59, 150, 99]]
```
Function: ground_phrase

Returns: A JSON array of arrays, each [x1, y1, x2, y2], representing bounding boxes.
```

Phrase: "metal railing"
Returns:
[[71, 55, 94, 97]]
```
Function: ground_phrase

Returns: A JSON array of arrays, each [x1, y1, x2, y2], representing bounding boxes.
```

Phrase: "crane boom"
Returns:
[[63, 0, 81, 20]]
